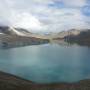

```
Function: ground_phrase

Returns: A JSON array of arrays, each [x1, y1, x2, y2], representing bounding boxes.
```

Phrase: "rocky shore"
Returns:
[[0, 71, 90, 90]]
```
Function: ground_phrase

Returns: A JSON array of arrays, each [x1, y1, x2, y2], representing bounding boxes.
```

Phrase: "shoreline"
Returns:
[[0, 71, 90, 90]]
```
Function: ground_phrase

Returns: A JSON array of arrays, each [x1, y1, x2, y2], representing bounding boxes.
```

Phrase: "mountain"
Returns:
[[55, 29, 81, 39], [0, 26, 33, 36], [53, 29, 90, 39], [0, 26, 49, 48], [58, 29, 90, 46], [64, 29, 90, 42], [52, 29, 90, 46], [0, 26, 14, 35]]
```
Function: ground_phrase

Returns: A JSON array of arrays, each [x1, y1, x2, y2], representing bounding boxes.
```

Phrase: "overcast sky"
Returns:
[[0, 0, 90, 32]]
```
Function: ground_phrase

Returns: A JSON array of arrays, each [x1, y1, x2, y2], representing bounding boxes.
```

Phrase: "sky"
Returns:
[[0, 0, 90, 33]]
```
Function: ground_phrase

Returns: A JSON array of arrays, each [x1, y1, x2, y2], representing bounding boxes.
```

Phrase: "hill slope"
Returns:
[[0, 26, 49, 48]]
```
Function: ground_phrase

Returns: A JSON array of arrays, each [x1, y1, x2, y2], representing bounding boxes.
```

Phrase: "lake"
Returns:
[[0, 43, 90, 84]]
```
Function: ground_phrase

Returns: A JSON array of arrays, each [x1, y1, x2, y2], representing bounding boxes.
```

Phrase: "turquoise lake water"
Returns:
[[0, 43, 90, 83]]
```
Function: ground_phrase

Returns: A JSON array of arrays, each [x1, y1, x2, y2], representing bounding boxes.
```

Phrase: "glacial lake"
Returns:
[[0, 43, 90, 84]]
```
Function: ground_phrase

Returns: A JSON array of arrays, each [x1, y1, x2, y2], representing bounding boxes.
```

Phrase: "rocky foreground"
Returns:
[[0, 71, 90, 90]]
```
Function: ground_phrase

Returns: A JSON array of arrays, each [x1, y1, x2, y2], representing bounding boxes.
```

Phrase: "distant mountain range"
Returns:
[[0, 25, 90, 47], [53, 29, 90, 46], [53, 29, 90, 39], [0, 26, 49, 48], [64, 29, 90, 46]]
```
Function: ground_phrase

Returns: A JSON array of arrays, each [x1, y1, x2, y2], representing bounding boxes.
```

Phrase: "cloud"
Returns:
[[62, 0, 86, 7], [0, 0, 90, 32], [42, 8, 90, 32], [10, 11, 43, 30]]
